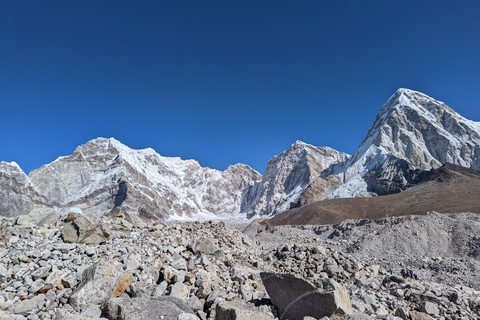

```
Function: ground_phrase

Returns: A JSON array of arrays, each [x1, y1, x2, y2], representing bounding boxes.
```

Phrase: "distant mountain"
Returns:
[[1, 88, 480, 222], [264, 163, 480, 226], [322, 88, 480, 198], [28, 138, 262, 222], [240, 141, 349, 218], [24, 138, 347, 221]]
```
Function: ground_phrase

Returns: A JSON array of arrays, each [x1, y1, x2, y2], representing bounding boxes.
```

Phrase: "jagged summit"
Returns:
[[370, 88, 480, 169], [0, 161, 21, 168], [241, 140, 349, 218], [378, 88, 459, 125], [325, 88, 480, 198], [289, 140, 314, 149]]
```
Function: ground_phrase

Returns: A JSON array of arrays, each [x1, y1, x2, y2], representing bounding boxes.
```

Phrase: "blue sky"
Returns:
[[1, 1, 479, 174]]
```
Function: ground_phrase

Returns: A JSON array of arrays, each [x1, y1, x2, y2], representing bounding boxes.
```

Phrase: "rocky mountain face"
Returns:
[[323, 88, 480, 198], [27, 138, 262, 222], [240, 141, 349, 218], [0, 162, 49, 217], [1, 138, 348, 221]]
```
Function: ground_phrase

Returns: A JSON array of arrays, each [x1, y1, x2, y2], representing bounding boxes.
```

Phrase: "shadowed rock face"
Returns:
[[113, 180, 127, 207], [362, 157, 431, 195]]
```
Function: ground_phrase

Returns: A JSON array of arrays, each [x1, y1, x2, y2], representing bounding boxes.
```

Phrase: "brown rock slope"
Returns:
[[265, 163, 480, 226]]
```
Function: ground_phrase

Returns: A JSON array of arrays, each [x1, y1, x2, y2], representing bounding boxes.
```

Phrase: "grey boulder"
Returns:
[[13, 294, 45, 315], [215, 300, 274, 320], [61, 213, 110, 245], [16, 207, 58, 227], [101, 296, 196, 320], [69, 258, 123, 311], [261, 273, 352, 320]]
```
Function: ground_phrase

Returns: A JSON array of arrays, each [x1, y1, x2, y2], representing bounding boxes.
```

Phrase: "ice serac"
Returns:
[[28, 138, 262, 221], [325, 88, 480, 198], [0, 161, 49, 217], [241, 141, 349, 218]]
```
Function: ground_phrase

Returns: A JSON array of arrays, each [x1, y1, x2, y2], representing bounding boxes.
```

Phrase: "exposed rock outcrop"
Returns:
[[60, 212, 110, 245]]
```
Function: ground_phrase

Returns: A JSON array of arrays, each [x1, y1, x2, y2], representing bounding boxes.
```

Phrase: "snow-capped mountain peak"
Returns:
[[326, 88, 480, 198]]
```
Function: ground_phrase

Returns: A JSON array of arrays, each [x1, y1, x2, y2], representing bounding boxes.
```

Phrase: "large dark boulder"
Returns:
[[260, 273, 352, 320]]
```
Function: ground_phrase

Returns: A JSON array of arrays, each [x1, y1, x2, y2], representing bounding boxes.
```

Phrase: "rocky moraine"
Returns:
[[0, 208, 479, 320]]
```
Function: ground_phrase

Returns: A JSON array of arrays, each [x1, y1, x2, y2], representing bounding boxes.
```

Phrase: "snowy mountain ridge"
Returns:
[[1, 88, 480, 221], [28, 138, 262, 222]]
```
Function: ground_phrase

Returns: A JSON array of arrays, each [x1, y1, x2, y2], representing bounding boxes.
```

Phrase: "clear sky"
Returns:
[[1, 1, 479, 174]]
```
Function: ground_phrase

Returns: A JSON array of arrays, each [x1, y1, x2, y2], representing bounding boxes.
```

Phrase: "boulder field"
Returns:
[[0, 210, 479, 319]]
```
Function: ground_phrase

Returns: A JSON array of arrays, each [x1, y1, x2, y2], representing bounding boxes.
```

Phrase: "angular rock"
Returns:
[[34, 283, 53, 295], [187, 296, 204, 312], [69, 258, 122, 311], [420, 301, 439, 317], [261, 273, 352, 320], [124, 254, 140, 271], [61, 213, 110, 245], [152, 281, 169, 297], [193, 237, 220, 256], [408, 311, 434, 320], [61, 222, 79, 243], [14, 294, 45, 314], [110, 273, 133, 298], [168, 282, 189, 301], [16, 208, 58, 228], [215, 300, 274, 320], [101, 296, 195, 320], [31, 266, 52, 280], [178, 313, 200, 320]]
